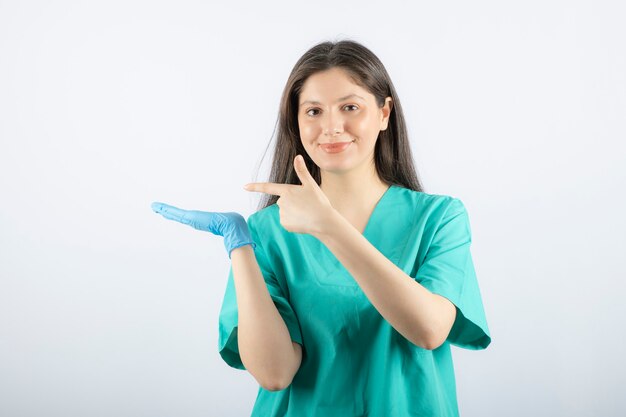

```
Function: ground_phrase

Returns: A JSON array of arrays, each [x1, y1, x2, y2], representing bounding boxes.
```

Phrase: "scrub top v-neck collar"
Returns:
[[298, 184, 400, 287], [361, 183, 397, 240]]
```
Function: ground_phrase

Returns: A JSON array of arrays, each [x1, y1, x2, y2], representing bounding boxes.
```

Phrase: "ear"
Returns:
[[380, 96, 393, 131]]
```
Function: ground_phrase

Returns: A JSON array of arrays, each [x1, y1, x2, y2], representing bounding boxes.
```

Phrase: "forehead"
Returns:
[[299, 68, 371, 105]]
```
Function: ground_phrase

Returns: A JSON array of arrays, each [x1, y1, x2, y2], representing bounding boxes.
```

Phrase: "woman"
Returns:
[[151, 39, 491, 416]]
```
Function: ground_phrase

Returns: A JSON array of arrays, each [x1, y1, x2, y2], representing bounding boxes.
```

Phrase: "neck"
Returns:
[[319, 159, 389, 214]]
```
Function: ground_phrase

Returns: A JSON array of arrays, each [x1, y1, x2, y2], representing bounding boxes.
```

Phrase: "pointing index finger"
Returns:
[[244, 182, 290, 196]]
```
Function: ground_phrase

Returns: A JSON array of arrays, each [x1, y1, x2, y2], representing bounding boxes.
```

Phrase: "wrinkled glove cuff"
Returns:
[[226, 241, 257, 259]]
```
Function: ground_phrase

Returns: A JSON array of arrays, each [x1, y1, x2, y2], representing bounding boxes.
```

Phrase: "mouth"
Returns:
[[319, 140, 355, 154]]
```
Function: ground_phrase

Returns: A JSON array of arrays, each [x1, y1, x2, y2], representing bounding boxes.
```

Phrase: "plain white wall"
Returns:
[[1, 1, 624, 416]]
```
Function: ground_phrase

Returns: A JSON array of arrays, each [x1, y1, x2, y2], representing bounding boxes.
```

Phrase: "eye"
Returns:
[[305, 104, 358, 117]]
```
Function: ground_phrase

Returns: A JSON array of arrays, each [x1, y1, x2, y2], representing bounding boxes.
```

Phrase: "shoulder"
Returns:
[[246, 203, 280, 235], [391, 184, 467, 217], [389, 185, 471, 241]]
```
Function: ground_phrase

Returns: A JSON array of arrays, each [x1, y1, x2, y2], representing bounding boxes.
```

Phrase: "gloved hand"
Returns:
[[150, 202, 256, 258]]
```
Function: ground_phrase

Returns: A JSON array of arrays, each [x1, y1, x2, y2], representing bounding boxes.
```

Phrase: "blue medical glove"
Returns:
[[150, 202, 256, 258]]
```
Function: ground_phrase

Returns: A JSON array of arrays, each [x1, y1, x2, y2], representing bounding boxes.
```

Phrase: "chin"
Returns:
[[318, 159, 358, 174]]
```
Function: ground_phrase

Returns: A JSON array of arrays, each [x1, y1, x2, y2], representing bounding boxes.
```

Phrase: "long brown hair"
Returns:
[[254, 39, 424, 211]]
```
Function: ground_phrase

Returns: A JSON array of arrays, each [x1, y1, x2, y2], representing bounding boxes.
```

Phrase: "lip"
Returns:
[[319, 141, 354, 154]]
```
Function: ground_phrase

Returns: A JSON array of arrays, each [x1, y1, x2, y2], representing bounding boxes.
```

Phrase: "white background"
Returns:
[[1, 1, 624, 416]]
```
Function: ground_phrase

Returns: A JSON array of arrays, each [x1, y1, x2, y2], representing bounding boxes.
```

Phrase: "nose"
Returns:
[[324, 128, 343, 136], [323, 112, 344, 136]]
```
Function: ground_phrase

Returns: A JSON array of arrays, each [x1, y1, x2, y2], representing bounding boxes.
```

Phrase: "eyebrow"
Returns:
[[299, 94, 365, 108]]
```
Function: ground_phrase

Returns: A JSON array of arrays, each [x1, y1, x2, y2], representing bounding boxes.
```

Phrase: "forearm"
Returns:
[[313, 210, 454, 350], [230, 245, 300, 390]]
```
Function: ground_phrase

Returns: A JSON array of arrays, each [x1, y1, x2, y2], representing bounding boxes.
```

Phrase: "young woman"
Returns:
[[151, 39, 491, 416]]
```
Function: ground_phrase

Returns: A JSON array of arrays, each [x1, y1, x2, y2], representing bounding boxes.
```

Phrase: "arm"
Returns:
[[231, 245, 302, 391], [313, 211, 457, 350]]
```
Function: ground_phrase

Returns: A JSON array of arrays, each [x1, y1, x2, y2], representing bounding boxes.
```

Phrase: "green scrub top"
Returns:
[[218, 184, 491, 416]]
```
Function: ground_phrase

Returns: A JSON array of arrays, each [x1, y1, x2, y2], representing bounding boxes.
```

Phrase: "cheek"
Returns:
[[364, 109, 382, 128], [351, 117, 371, 133], [298, 120, 320, 142], [347, 113, 376, 139]]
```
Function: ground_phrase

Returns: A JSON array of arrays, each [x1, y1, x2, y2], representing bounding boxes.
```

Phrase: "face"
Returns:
[[296, 67, 392, 175]]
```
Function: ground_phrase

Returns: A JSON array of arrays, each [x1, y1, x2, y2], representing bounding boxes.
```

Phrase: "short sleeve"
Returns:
[[217, 213, 303, 370], [414, 198, 491, 350]]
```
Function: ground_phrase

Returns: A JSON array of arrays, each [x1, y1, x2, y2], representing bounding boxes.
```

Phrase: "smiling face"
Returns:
[[297, 67, 392, 176]]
